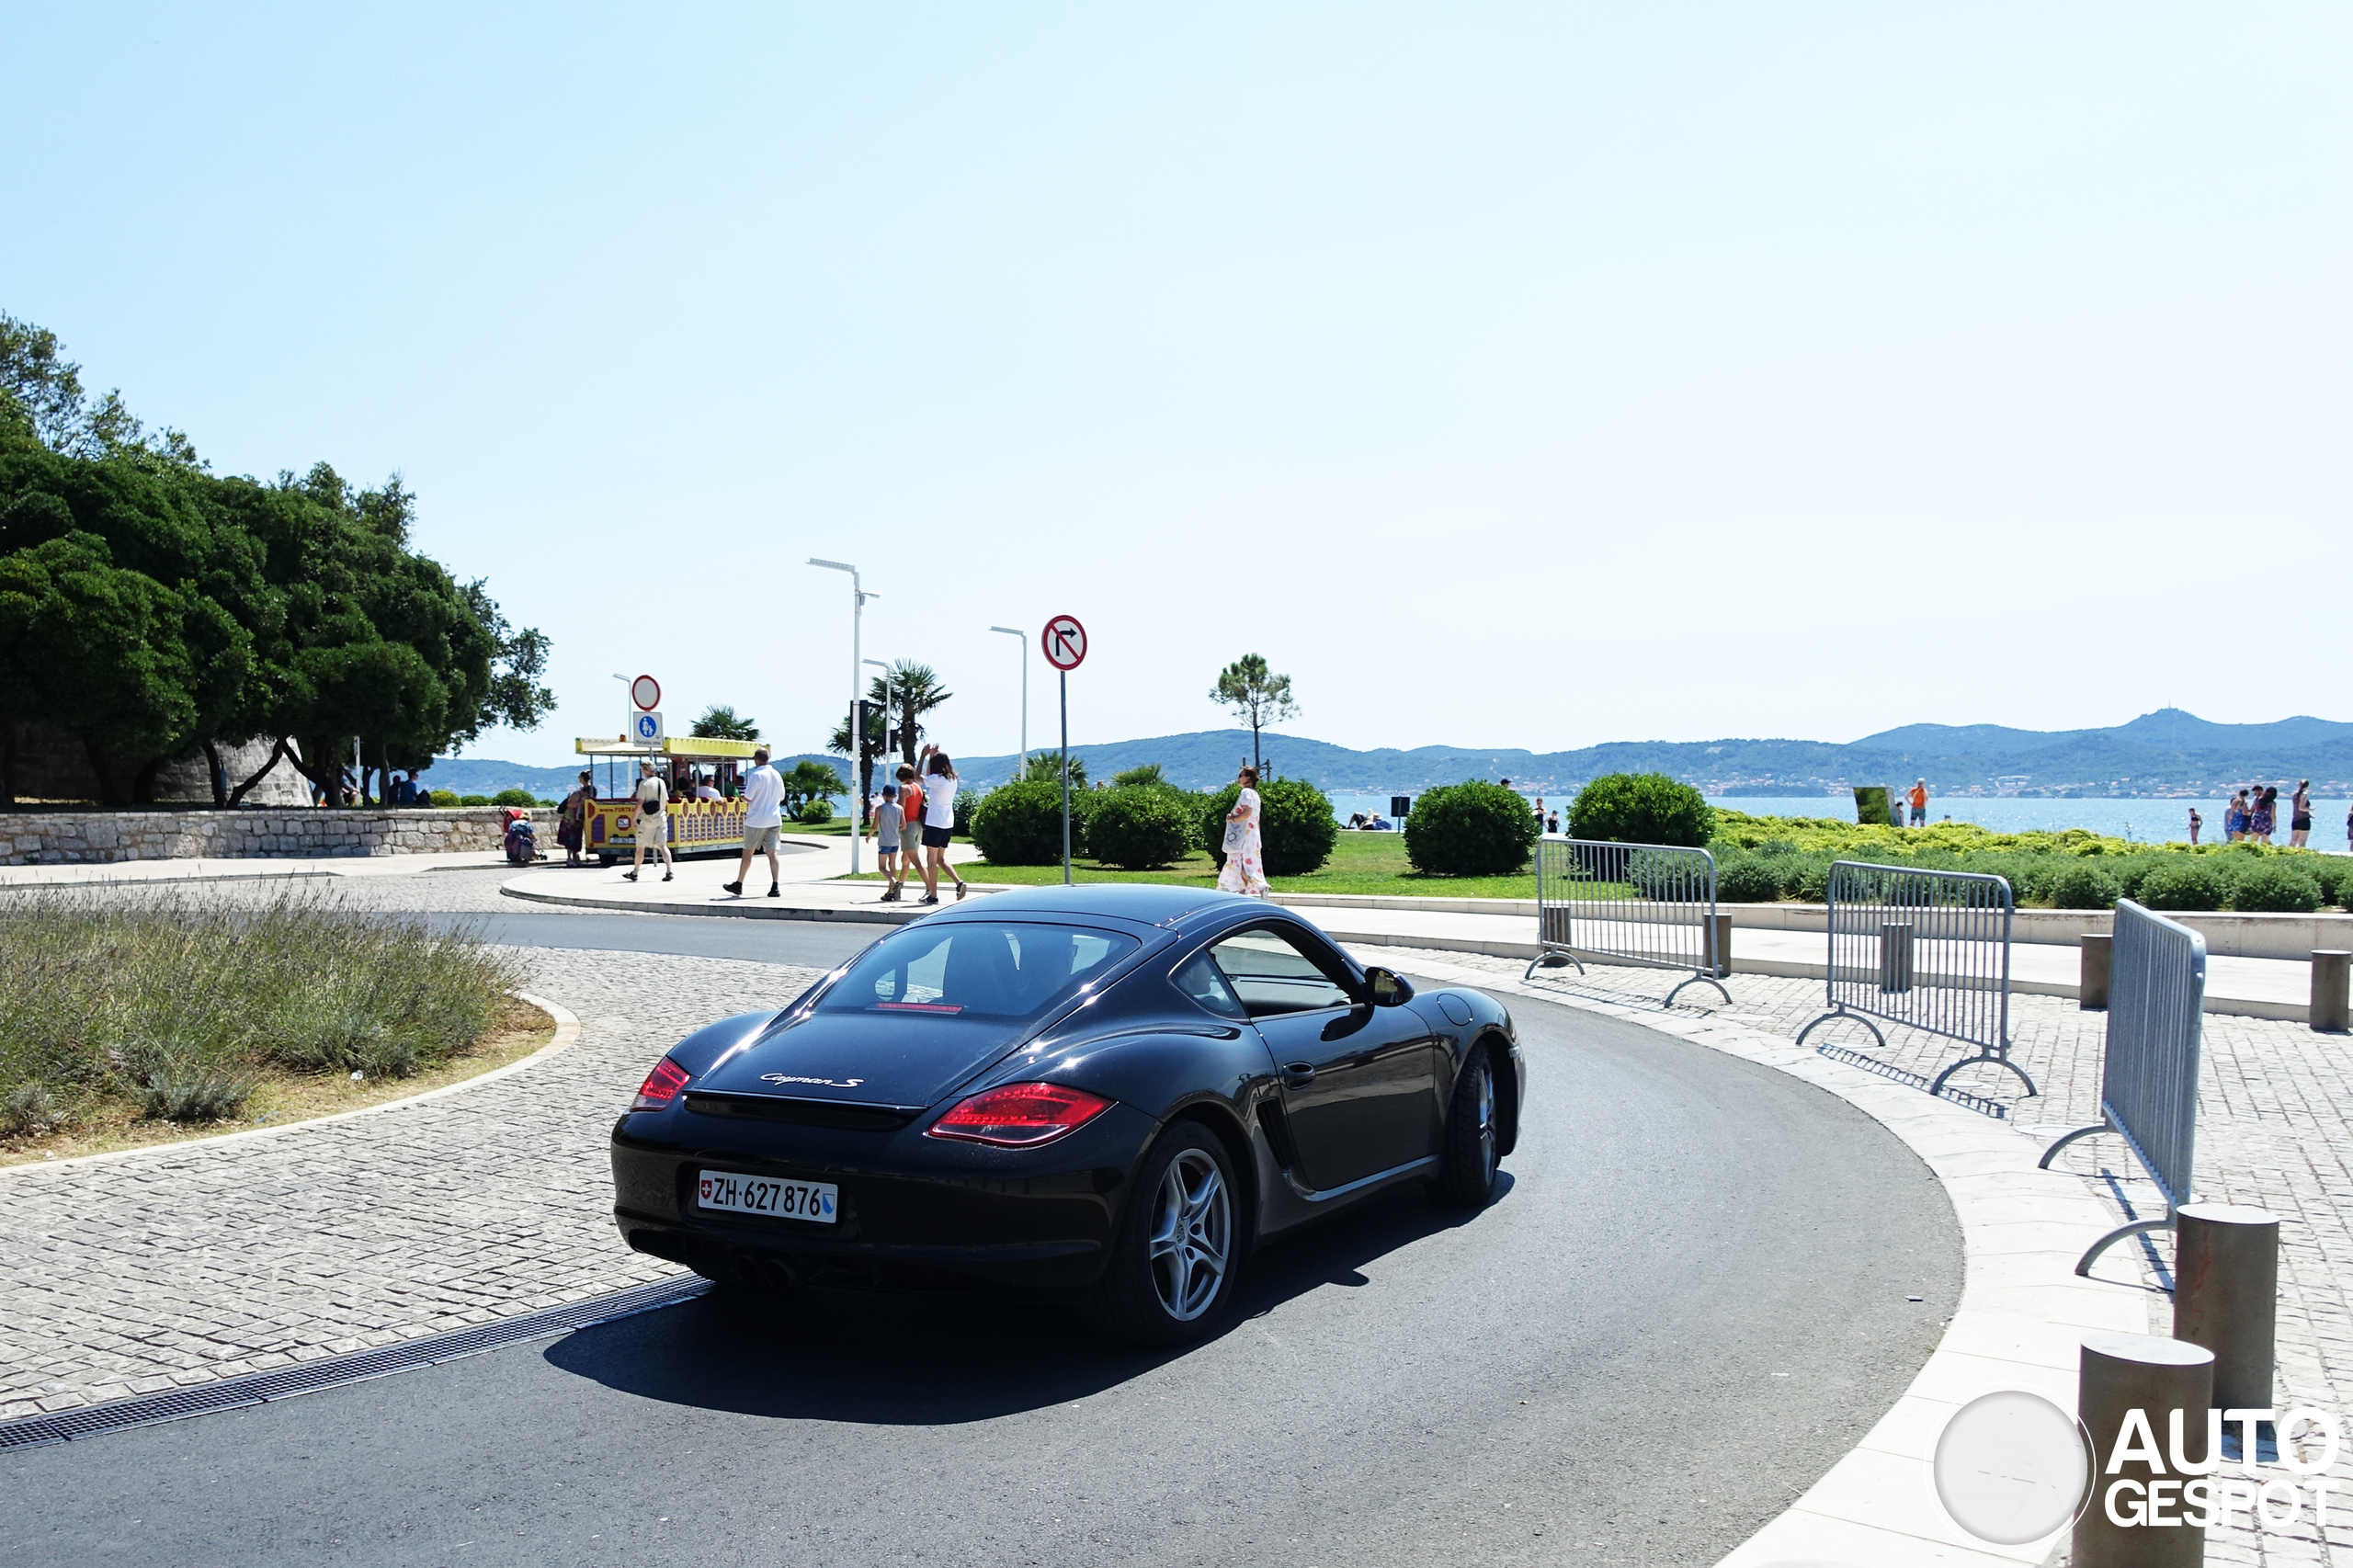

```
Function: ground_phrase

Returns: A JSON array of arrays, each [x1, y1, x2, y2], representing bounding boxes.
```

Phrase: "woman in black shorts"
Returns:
[[2290, 779, 2313, 848]]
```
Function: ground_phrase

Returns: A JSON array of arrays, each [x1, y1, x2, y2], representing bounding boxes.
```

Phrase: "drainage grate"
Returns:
[[0, 1273, 709, 1452], [1813, 1042, 2009, 1119]]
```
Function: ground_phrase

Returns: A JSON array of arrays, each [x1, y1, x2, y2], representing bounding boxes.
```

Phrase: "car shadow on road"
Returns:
[[540, 1172, 1513, 1426]]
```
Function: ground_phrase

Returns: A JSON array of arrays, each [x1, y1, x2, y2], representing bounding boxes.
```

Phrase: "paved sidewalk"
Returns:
[[0, 948, 822, 1420], [1343, 946, 2353, 1566]]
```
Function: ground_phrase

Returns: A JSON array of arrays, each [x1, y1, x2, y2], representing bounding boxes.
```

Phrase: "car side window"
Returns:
[[1206, 927, 1354, 1017], [1171, 951, 1249, 1021]]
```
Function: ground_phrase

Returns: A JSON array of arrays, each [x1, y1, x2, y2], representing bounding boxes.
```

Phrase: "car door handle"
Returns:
[[1279, 1062, 1316, 1088]]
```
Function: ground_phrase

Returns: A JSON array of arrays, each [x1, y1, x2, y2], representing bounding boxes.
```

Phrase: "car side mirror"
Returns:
[[1363, 966, 1414, 1006]]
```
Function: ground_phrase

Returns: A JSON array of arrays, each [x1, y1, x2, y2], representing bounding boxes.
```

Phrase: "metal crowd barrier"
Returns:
[[1525, 838, 1730, 1006], [2038, 900, 2207, 1276], [1793, 860, 2036, 1097]]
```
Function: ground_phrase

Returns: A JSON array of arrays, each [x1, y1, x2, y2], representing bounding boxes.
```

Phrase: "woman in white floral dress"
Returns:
[[1217, 766, 1270, 897]]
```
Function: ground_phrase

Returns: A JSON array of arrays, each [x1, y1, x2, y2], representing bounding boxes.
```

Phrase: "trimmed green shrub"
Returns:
[[1201, 778, 1339, 878], [1404, 780, 1540, 877], [1087, 787, 1198, 869], [1716, 854, 1785, 903], [1569, 773, 1714, 847], [951, 787, 978, 836], [1793, 861, 1832, 903], [970, 778, 1086, 865], [426, 790, 461, 808], [794, 798, 835, 825], [2045, 863, 2121, 910], [459, 794, 492, 807], [491, 788, 536, 808], [2228, 862, 2322, 914], [2138, 860, 2228, 912], [2303, 856, 2353, 910]]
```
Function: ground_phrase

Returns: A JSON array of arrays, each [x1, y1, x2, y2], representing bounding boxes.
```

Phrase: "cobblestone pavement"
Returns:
[[1350, 945, 2353, 1566], [0, 944, 821, 1420]]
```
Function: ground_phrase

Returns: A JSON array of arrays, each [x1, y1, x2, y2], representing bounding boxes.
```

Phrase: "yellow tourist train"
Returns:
[[574, 735, 765, 864]]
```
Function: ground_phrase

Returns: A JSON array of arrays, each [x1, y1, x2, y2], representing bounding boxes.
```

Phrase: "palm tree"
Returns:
[[878, 660, 953, 767], [690, 704, 759, 741]]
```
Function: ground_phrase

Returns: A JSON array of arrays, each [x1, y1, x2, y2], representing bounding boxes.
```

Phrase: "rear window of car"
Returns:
[[816, 922, 1139, 1020]]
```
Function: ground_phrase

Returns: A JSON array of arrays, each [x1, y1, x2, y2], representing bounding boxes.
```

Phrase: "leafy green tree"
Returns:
[[691, 704, 759, 741], [0, 533, 198, 804], [1110, 762, 1165, 788], [2, 316, 553, 808], [1210, 653, 1297, 775], [827, 697, 890, 822]]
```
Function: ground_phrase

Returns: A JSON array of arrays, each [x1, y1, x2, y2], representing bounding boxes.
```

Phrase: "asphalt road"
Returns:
[[1, 907, 1962, 1568]]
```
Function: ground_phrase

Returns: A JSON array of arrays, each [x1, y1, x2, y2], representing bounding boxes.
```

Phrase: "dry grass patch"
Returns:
[[0, 993, 552, 1167]]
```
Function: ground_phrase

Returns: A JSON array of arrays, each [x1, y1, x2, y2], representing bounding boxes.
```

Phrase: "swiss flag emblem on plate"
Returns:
[[699, 1176, 713, 1201]]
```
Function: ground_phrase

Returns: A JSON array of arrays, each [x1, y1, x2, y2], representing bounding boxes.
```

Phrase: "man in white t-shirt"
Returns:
[[723, 747, 787, 897]]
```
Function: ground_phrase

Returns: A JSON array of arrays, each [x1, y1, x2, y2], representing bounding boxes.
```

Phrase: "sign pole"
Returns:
[[1039, 613, 1087, 887], [1059, 668, 1071, 886]]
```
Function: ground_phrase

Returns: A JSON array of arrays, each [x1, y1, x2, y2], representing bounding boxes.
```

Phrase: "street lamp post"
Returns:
[[809, 560, 877, 875], [987, 626, 1028, 774], [862, 657, 891, 826]]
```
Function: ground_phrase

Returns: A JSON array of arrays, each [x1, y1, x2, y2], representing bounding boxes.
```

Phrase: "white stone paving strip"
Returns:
[[1349, 948, 2353, 1568], [0, 948, 823, 1418]]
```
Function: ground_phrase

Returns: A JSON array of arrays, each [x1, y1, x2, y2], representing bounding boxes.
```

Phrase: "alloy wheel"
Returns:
[[1147, 1148, 1231, 1322]]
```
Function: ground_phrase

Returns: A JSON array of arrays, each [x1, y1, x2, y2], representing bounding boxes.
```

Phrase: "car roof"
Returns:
[[923, 883, 1258, 929]]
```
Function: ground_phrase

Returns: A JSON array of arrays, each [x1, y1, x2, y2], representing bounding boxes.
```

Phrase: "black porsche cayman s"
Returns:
[[610, 884, 1523, 1344]]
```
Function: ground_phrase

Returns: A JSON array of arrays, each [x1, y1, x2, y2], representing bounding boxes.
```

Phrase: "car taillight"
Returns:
[[925, 1082, 1113, 1147], [631, 1057, 691, 1111]]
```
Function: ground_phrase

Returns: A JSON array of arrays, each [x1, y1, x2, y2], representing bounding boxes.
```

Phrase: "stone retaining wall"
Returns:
[[0, 808, 558, 867]]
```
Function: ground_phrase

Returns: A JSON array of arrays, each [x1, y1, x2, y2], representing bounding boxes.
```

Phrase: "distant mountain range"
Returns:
[[435, 710, 2353, 801]]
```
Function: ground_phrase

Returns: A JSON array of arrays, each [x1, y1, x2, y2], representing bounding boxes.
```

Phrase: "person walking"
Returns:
[[872, 782, 906, 901], [2290, 779, 2313, 848], [558, 768, 592, 865], [1217, 765, 1271, 898], [2186, 806, 2201, 846], [1908, 778, 1928, 827], [914, 751, 966, 904], [624, 759, 674, 882], [895, 762, 924, 855], [722, 746, 785, 898]]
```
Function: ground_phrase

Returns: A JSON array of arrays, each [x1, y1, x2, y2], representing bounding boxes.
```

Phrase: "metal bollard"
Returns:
[[1878, 921, 1914, 994], [2074, 1333, 2213, 1567], [1711, 912, 1733, 978], [2079, 932, 2112, 1011], [2173, 1203, 2279, 1412], [2311, 949, 2350, 1033]]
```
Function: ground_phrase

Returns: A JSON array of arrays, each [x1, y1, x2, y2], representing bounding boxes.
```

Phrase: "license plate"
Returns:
[[697, 1169, 838, 1224]]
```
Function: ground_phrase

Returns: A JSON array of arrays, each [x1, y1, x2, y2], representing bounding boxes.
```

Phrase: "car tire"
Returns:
[[1435, 1042, 1501, 1208], [1080, 1122, 1244, 1347]]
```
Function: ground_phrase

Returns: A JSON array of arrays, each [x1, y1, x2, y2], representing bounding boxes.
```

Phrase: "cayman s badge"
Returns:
[[760, 1074, 866, 1088]]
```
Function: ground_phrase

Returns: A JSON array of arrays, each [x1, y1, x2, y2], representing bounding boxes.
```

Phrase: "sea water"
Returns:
[[1324, 790, 2348, 846]]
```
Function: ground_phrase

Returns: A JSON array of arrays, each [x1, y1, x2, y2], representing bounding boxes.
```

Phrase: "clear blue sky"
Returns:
[[7, 5, 2347, 767]]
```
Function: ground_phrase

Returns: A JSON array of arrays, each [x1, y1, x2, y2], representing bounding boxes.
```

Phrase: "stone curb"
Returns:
[[1348, 948, 2148, 1568], [0, 993, 582, 1183]]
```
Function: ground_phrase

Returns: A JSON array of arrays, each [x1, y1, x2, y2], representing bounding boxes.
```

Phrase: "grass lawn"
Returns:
[[850, 829, 1540, 900]]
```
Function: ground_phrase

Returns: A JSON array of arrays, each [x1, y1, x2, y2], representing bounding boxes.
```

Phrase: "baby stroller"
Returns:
[[502, 808, 540, 866]]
